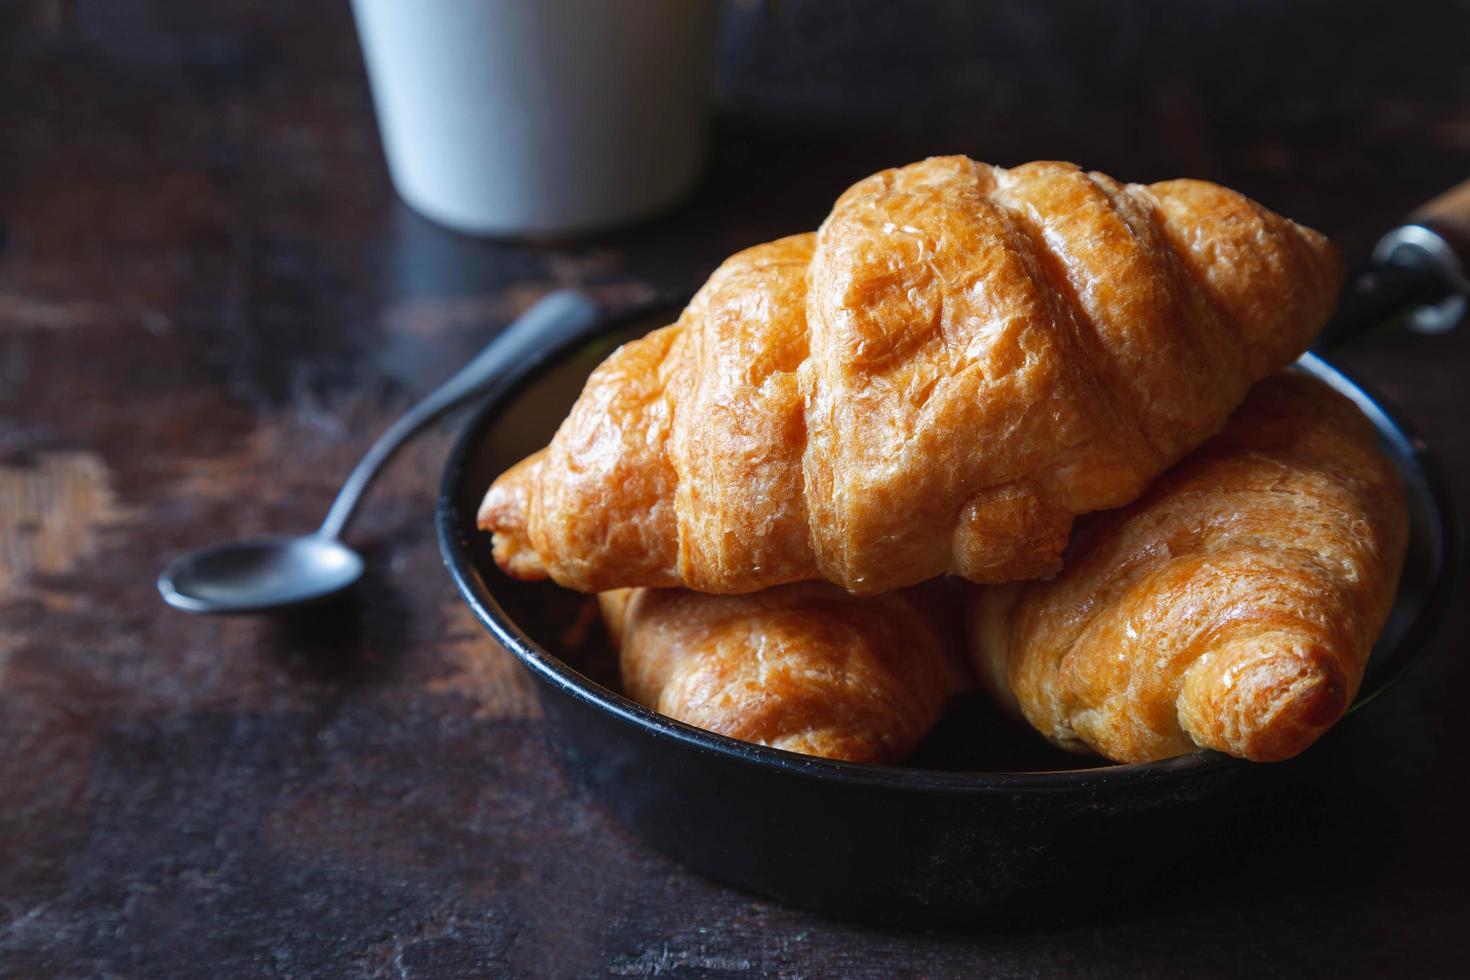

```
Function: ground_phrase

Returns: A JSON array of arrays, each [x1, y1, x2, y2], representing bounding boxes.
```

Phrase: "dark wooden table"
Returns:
[[3, 2, 1468, 976]]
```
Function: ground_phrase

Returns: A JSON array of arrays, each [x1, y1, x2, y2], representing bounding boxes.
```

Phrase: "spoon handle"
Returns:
[[317, 290, 602, 540]]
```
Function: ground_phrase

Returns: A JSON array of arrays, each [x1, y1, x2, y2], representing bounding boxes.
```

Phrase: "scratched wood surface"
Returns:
[[2, 1, 1469, 976]]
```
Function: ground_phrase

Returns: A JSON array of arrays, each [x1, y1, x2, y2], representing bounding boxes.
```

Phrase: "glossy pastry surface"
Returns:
[[603, 582, 971, 764], [481, 157, 1342, 595], [970, 373, 1408, 763]]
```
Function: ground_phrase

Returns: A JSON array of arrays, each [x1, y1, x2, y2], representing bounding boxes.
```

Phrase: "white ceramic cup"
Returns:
[[352, 0, 719, 238]]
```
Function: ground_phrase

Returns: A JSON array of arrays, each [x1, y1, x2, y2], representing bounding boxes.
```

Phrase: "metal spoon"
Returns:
[[157, 290, 601, 614]]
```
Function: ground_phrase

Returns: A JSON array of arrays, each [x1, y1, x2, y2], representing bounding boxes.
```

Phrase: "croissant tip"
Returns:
[[1206, 644, 1351, 762], [476, 482, 512, 530], [489, 531, 550, 581], [1248, 672, 1349, 763]]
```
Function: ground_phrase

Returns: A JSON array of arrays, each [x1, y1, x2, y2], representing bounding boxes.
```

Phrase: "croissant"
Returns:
[[481, 156, 1343, 594], [602, 582, 971, 764], [969, 373, 1408, 763]]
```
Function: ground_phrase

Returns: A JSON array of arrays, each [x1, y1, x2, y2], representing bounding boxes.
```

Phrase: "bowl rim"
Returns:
[[437, 301, 1462, 794]]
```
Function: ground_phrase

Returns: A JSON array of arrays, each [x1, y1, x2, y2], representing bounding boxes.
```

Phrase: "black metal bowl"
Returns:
[[437, 302, 1460, 925]]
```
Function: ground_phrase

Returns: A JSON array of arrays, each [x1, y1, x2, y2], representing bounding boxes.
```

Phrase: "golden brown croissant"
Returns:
[[969, 373, 1408, 763], [602, 582, 971, 764], [481, 157, 1343, 594]]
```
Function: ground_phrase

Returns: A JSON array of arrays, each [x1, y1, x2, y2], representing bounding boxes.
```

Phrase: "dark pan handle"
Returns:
[[1317, 179, 1470, 349]]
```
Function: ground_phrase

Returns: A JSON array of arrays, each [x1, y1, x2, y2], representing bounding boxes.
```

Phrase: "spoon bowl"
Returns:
[[157, 535, 365, 614]]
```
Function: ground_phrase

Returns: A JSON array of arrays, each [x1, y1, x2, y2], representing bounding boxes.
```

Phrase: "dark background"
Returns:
[[2, 1, 1467, 976]]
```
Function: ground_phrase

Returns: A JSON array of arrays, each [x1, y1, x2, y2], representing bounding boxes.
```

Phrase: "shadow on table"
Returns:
[[257, 545, 415, 688]]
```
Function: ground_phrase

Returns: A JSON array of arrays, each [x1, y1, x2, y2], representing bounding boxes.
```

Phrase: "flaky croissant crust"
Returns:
[[970, 373, 1408, 763], [602, 582, 971, 764], [482, 157, 1343, 595]]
